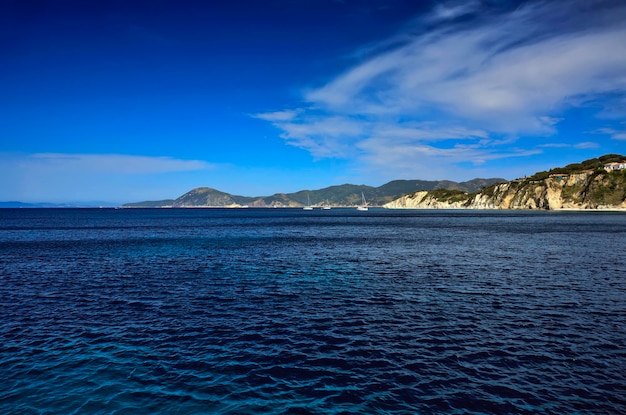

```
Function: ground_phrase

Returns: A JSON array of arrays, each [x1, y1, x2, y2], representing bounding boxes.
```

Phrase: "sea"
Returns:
[[1, 208, 625, 414]]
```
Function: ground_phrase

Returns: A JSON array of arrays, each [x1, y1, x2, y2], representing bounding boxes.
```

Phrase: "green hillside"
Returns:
[[122, 199, 176, 208], [123, 178, 505, 207]]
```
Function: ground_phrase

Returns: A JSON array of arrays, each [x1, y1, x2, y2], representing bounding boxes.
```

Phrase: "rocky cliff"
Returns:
[[385, 169, 626, 210], [384, 190, 471, 209]]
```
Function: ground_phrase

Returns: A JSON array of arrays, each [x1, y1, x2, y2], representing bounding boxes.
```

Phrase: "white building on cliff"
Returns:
[[603, 161, 626, 171]]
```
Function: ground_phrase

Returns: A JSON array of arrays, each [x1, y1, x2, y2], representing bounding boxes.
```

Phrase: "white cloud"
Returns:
[[593, 127, 626, 141], [573, 142, 600, 149], [306, 1, 626, 131], [252, 109, 301, 122], [371, 123, 489, 142], [429, 1, 482, 22], [0, 153, 214, 202], [253, 112, 368, 158], [26, 153, 213, 174], [540, 143, 570, 148], [255, 0, 626, 180], [356, 138, 541, 180]]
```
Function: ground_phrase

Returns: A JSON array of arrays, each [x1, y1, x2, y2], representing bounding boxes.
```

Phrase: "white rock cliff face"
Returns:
[[384, 191, 469, 209], [384, 171, 626, 210]]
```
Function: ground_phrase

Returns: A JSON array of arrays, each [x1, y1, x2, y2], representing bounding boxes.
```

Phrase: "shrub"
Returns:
[[429, 188, 470, 203]]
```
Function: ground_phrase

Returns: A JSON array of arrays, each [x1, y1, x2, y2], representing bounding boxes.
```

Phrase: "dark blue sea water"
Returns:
[[1, 208, 625, 414]]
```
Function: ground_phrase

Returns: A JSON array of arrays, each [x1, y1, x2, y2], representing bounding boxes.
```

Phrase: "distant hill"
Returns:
[[119, 199, 176, 208], [0, 201, 37, 208], [385, 154, 626, 210], [122, 178, 506, 208], [0, 201, 119, 208]]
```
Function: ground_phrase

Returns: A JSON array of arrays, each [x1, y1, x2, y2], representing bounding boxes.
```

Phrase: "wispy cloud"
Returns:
[[255, 0, 626, 180], [1, 153, 214, 202], [253, 109, 301, 122], [574, 142, 600, 149], [593, 127, 626, 140], [25, 153, 213, 174], [540, 141, 599, 149], [429, 1, 482, 22]]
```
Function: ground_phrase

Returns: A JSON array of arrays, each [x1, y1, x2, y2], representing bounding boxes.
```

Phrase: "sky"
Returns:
[[1, 0, 626, 204]]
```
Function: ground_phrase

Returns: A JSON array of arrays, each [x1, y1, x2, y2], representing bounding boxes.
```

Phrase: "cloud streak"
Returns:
[[1, 153, 214, 202], [25, 153, 212, 174], [255, 0, 626, 181], [593, 127, 626, 141]]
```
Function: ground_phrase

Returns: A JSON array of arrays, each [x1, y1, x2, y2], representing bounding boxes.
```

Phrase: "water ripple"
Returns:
[[1, 209, 626, 414]]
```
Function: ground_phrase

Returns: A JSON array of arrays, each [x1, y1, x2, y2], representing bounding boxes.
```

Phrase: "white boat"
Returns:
[[303, 194, 314, 210], [356, 192, 368, 211], [322, 199, 331, 210]]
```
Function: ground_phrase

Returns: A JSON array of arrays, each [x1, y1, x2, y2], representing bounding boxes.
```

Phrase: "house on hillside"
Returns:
[[603, 161, 626, 172]]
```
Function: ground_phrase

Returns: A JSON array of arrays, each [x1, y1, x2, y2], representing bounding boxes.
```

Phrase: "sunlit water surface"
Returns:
[[1, 208, 625, 414]]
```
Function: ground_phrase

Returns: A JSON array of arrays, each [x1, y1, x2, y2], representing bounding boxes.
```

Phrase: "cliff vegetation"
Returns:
[[385, 154, 626, 210]]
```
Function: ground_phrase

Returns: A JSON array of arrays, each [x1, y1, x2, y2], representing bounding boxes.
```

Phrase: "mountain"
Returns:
[[122, 178, 506, 208], [121, 199, 176, 208], [385, 154, 626, 210], [172, 188, 255, 207]]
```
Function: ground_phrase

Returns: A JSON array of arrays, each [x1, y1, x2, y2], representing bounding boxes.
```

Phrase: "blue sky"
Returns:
[[1, 0, 625, 203]]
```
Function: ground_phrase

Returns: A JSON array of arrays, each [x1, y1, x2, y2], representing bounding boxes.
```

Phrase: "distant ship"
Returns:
[[303, 194, 313, 210], [356, 193, 368, 211]]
